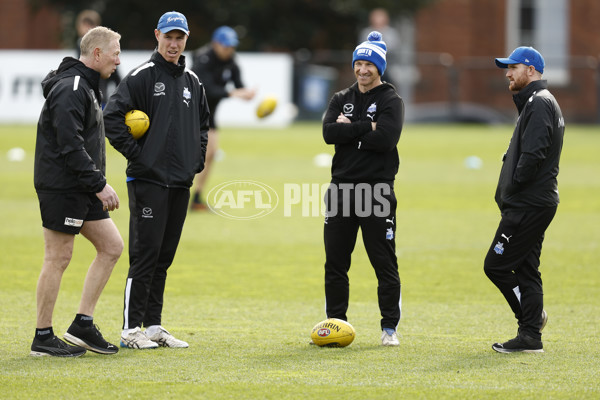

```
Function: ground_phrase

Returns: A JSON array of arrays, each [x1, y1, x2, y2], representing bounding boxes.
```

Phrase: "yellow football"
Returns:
[[256, 96, 277, 119], [124, 109, 150, 140], [310, 318, 356, 347]]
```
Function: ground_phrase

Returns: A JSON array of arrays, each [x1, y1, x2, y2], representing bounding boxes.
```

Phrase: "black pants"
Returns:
[[123, 180, 190, 330], [484, 206, 557, 339], [323, 182, 401, 330]]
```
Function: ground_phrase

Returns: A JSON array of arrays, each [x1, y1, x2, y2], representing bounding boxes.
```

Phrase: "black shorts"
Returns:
[[37, 192, 110, 234]]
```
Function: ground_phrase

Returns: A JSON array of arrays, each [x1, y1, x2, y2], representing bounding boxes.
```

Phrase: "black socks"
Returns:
[[35, 327, 54, 341], [74, 313, 93, 328]]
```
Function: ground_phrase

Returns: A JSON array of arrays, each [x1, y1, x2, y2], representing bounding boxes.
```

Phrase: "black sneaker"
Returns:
[[64, 323, 118, 355], [30, 335, 86, 357], [492, 333, 543, 353]]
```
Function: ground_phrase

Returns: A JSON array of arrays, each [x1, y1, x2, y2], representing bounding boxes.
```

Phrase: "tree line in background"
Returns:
[[31, 0, 436, 51]]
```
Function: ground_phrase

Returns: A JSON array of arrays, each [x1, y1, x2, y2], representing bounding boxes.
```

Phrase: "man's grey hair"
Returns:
[[80, 26, 121, 57]]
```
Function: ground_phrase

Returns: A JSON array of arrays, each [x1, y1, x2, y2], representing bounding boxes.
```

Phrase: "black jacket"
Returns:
[[191, 44, 244, 112], [34, 57, 106, 193], [495, 80, 564, 210], [322, 82, 404, 183], [103, 51, 210, 189]]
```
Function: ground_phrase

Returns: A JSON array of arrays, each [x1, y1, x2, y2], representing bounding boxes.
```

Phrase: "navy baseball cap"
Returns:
[[157, 11, 189, 35], [495, 46, 544, 74], [212, 26, 239, 47]]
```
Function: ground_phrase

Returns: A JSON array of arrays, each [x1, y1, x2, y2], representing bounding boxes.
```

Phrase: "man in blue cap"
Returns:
[[485, 46, 565, 353], [190, 26, 256, 210], [104, 11, 209, 349]]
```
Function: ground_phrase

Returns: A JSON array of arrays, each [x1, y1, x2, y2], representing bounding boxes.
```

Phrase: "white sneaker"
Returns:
[[381, 330, 400, 346], [145, 326, 189, 348], [120, 327, 159, 349]]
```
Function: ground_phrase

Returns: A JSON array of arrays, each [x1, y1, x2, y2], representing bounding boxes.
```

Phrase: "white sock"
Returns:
[[122, 327, 139, 336], [144, 325, 162, 336]]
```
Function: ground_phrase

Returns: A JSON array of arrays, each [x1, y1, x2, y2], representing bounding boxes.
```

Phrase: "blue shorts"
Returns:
[[37, 192, 110, 234]]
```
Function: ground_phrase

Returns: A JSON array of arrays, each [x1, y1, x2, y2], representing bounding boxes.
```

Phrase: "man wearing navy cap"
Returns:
[[104, 11, 209, 349], [485, 46, 565, 353], [190, 26, 256, 210]]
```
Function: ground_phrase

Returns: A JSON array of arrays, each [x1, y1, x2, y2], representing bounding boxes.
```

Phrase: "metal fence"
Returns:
[[294, 50, 600, 124]]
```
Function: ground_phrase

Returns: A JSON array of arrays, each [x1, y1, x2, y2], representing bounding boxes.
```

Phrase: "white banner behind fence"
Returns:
[[0, 50, 294, 127]]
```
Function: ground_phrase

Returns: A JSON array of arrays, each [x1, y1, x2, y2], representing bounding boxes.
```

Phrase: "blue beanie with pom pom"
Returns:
[[352, 31, 387, 76]]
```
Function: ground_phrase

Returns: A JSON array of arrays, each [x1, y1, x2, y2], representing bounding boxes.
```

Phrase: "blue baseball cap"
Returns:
[[495, 46, 544, 74], [157, 11, 189, 36], [212, 26, 239, 47]]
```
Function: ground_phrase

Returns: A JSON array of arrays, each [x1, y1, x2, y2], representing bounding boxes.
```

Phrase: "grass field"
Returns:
[[0, 122, 599, 399]]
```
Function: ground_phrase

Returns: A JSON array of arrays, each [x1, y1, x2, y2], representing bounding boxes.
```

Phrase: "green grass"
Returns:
[[0, 122, 599, 399]]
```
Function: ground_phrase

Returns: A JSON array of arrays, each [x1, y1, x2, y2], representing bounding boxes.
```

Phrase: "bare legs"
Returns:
[[36, 219, 123, 328]]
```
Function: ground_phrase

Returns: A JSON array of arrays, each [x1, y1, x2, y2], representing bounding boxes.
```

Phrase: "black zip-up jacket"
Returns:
[[322, 82, 404, 183], [191, 44, 244, 111], [34, 57, 106, 194], [103, 51, 209, 189], [495, 80, 564, 210]]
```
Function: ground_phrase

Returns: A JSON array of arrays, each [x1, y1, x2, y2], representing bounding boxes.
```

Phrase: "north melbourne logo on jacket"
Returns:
[[183, 87, 191, 107], [367, 102, 377, 120]]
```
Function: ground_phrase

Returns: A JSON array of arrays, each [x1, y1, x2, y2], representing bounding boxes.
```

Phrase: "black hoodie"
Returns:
[[322, 82, 404, 183], [34, 57, 106, 193]]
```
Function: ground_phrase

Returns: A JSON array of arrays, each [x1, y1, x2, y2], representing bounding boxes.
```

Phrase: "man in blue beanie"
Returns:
[[485, 46, 564, 353], [319, 31, 404, 346]]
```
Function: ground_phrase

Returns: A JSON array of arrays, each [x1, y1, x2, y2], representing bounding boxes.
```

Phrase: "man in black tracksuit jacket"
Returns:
[[103, 12, 209, 349], [486, 47, 564, 353], [321, 31, 404, 346], [191, 29, 248, 129], [32, 27, 123, 357]]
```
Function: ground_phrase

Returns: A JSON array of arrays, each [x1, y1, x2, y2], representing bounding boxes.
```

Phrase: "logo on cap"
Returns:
[[157, 11, 189, 35]]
